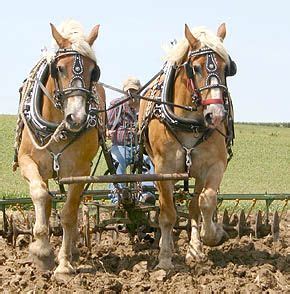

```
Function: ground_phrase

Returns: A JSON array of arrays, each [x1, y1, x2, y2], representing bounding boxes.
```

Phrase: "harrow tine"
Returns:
[[230, 214, 239, 226], [279, 199, 288, 221], [7, 214, 14, 245], [237, 209, 247, 238], [229, 199, 240, 220], [272, 211, 280, 242], [255, 210, 262, 238], [10, 213, 33, 248], [222, 209, 230, 225], [222, 209, 238, 239], [254, 209, 271, 239], [82, 204, 91, 250], [245, 199, 256, 221]]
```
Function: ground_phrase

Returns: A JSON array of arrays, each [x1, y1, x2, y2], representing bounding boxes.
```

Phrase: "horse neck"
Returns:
[[41, 78, 63, 123], [173, 70, 202, 118]]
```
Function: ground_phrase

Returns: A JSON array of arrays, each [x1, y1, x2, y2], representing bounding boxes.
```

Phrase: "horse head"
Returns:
[[184, 23, 236, 128], [49, 22, 100, 132]]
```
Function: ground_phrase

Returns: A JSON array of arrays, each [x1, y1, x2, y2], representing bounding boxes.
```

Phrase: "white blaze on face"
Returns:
[[210, 76, 221, 99], [64, 95, 87, 131], [65, 96, 86, 122], [64, 77, 88, 131], [203, 76, 225, 127]]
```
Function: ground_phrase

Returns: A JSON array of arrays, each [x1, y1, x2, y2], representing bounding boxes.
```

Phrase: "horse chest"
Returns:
[[33, 139, 97, 180]]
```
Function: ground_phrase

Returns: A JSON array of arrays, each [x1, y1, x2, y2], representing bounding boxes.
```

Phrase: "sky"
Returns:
[[0, 0, 289, 122]]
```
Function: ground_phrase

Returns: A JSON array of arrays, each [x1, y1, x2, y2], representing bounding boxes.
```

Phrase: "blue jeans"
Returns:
[[109, 145, 154, 203]]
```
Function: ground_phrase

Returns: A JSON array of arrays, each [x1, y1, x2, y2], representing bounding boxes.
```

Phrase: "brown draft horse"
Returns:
[[139, 23, 235, 269], [16, 20, 105, 274]]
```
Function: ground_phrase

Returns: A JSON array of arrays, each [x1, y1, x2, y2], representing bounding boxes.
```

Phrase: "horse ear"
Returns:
[[86, 24, 100, 46], [217, 23, 226, 41], [50, 23, 70, 48], [185, 24, 200, 50]]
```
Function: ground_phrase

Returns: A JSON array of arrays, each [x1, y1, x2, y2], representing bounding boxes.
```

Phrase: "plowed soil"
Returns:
[[0, 212, 289, 293]]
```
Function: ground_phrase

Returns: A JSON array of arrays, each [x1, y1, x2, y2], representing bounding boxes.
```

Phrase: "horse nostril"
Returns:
[[205, 113, 213, 125], [65, 114, 76, 126]]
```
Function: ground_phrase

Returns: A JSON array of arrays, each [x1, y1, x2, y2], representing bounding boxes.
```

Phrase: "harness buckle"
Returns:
[[183, 147, 194, 173], [87, 116, 97, 128], [58, 131, 68, 141], [193, 128, 199, 138], [50, 152, 62, 174]]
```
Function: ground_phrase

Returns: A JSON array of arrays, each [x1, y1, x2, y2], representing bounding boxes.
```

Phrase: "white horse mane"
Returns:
[[164, 26, 230, 65], [45, 19, 97, 62]]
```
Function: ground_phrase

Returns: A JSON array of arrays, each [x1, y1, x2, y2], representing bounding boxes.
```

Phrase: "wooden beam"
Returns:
[[59, 173, 189, 184]]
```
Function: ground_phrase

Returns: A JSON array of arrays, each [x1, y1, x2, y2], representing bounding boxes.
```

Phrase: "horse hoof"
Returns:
[[29, 241, 55, 271], [29, 253, 55, 271], [201, 224, 229, 246], [54, 271, 75, 282], [185, 246, 206, 265], [155, 260, 174, 270], [218, 230, 229, 245], [54, 262, 75, 276]]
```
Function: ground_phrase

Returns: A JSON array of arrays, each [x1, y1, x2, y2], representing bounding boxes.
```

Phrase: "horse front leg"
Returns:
[[186, 179, 205, 264], [199, 163, 228, 246], [19, 155, 55, 270], [54, 183, 83, 275], [156, 180, 176, 270]]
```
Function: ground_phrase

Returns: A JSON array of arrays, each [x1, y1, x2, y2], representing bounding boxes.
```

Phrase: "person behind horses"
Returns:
[[107, 77, 155, 204]]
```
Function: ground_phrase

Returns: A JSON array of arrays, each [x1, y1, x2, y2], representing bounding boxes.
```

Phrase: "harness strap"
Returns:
[[99, 82, 196, 113], [48, 128, 88, 194], [161, 118, 214, 173], [110, 103, 123, 131], [99, 128, 117, 176], [36, 78, 56, 106], [201, 99, 224, 105]]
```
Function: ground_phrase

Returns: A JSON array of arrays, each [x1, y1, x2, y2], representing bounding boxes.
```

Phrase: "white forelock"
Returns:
[[45, 19, 97, 63], [164, 26, 230, 65]]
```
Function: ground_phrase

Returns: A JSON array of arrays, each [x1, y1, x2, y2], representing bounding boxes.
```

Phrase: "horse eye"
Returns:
[[193, 65, 202, 75], [57, 66, 64, 73]]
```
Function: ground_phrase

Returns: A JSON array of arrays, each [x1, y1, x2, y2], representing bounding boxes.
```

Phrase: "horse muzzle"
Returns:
[[65, 113, 87, 132], [64, 95, 88, 132], [203, 104, 226, 128]]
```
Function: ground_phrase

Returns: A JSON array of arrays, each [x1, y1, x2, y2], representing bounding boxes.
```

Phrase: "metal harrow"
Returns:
[[0, 185, 289, 248], [218, 194, 288, 242]]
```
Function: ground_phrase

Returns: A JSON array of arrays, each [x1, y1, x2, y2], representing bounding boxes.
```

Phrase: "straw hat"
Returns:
[[122, 77, 141, 92]]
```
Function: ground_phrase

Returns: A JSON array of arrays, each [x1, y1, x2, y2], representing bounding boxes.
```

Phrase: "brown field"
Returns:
[[0, 211, 289, 293]]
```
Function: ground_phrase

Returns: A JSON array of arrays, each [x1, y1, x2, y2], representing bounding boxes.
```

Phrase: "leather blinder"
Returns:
[[226, 56, 237, 77], [91, 65, 101, 82], [185, 62, 195, 80], [50, 62, 58, 79]]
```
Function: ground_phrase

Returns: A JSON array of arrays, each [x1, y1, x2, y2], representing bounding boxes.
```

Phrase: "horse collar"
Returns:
[[19, 58, 100, 147]]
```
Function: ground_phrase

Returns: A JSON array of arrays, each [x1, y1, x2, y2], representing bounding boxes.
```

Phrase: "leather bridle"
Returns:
[[184, 47, 234, 108], [49, 48, 100, 110]]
